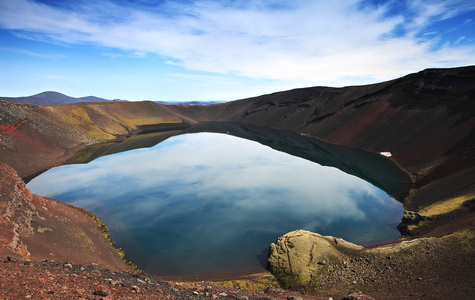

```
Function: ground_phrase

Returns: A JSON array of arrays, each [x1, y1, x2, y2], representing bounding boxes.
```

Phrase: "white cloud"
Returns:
[[1, 0, 474, 89]]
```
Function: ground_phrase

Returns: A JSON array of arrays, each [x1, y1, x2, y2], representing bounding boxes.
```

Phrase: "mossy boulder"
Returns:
[[267, 230, 361, 285], [268, 229, 426, 288]]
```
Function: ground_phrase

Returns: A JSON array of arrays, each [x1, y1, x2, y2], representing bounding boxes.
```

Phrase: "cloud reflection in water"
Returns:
[[27, 133, 403, 275]]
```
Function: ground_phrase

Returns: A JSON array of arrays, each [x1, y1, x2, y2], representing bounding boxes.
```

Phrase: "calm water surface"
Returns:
[[27, 132, 403, 275]]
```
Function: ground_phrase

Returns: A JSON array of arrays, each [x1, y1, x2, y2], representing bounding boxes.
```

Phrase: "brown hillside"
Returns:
[[0, 100, 186, 178]]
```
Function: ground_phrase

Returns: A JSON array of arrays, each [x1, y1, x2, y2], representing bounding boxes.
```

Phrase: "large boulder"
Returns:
[[267, 229, 425, 287], [267, 230, 361, 285]]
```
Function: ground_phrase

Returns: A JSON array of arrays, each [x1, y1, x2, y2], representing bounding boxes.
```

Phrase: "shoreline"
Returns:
[[154, 268, 269, 282]]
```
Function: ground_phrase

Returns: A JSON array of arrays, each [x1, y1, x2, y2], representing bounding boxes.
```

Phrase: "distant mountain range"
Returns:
[[0, 91, 225, 106], [0, 91, 111, 105]]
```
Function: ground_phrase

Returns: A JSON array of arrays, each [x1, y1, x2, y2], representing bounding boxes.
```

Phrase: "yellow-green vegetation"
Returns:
[[404, 224, 421, 234], [413, 157, 448, 178], [419, 193, 474, 216], [213, 271, 280, 292], [46, 102, 185, 144], [70, 227, 97, 253], [448, 228, 475, 253], [86, 103, 182, 129], [37, 226, 53, 233], [58, 106, 116, 140]]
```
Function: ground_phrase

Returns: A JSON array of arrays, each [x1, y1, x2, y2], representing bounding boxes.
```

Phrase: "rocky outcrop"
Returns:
[[267, 230, 426, 286], [0, 163, 35, 257], [268, 230, 346, 285], [267, 229, 475, 299], [342, 293, 376, 300], [396, 211, 434, 236]]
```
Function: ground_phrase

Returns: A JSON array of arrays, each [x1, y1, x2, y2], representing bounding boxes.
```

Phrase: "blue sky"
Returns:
[[1, 0, 474, 102]]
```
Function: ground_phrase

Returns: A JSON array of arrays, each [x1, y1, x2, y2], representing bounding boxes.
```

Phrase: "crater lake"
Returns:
[[27, 131, 404, 275]]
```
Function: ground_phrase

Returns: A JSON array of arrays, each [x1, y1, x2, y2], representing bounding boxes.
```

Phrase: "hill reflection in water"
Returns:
[[27, 132, 404, 276]]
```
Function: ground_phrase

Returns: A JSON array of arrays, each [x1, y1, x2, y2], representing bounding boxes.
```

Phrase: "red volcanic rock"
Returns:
[[0, 120, 26, 134], [0, 162, 130, 272], [0, 162, 35, 258]]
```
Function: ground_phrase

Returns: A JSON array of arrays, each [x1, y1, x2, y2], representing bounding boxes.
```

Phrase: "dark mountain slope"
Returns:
[[168, 66, 475, 211], [207, 66, 475, 172]]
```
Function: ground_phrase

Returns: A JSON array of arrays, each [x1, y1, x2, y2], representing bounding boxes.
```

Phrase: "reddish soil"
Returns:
[[0, 119, 25, 134], [0, 259, 330, 300], [0, 163, 130, 272]]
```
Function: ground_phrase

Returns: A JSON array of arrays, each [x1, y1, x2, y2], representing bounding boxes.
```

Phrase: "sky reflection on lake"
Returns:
[[27, 132, 403, 275]]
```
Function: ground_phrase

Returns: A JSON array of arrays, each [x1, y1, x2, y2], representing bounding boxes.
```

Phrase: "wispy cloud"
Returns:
[[1, 0, 474, 88]]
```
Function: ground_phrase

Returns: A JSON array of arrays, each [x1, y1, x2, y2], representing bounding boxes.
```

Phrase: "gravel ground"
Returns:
[[0, 258, 331, 300]]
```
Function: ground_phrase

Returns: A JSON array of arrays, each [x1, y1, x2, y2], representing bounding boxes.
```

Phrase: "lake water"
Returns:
[[27, 132, 403, 275]]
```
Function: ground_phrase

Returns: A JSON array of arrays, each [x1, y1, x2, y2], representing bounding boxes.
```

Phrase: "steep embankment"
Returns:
[[0, 100, 186, 178], [0, 163, 130, 272]]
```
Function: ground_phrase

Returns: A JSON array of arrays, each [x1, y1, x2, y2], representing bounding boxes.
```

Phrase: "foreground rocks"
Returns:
[[268, 230, 475, 299], [0, 258, 333, 300]]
